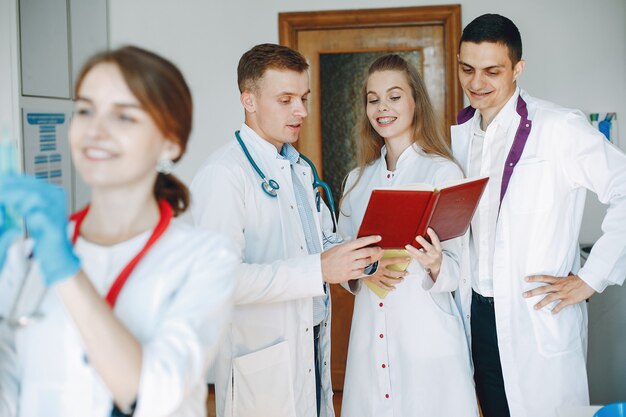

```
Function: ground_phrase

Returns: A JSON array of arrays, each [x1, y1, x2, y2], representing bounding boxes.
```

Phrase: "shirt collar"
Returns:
[[477, 87, 520, 131], [380, 143, 420, 170], [279, 143, 300, 165]]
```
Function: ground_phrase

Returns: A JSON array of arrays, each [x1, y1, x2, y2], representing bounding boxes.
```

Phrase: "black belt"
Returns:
[[472, 290, 495, 306]]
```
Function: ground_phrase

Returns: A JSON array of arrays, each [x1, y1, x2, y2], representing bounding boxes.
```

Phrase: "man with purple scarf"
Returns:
[[451, 13, 626, 417]]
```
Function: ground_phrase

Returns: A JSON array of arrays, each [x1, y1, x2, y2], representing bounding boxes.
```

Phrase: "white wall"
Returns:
[[108, 0, 626, 242], [0, 0, 21, 157]]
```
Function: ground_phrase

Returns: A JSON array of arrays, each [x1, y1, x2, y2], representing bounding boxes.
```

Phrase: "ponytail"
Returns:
[[154, 173, 190, 216]]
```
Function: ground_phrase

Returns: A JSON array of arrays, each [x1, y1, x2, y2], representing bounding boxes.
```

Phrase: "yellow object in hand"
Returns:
[[364, 249, 410, 299]]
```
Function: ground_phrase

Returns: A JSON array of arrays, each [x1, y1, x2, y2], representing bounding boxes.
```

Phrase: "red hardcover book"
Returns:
[[357, 177, 488, 249]]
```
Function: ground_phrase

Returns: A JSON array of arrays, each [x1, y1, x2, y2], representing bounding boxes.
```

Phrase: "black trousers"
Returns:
[[471, 290, 511, 417], [314, 323, 322, 417]]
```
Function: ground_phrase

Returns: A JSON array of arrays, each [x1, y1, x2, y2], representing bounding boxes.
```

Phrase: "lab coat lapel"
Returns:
[[451, 120, 473, 175], [238, 127, 316, 256]]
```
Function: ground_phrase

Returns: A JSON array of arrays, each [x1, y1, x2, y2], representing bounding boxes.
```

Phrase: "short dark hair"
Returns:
[[237, 43, 309, 93], [460, 14, 522, 65]]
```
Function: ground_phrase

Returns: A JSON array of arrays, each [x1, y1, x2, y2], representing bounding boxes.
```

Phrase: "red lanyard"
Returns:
[[69, 200, 173, 307]]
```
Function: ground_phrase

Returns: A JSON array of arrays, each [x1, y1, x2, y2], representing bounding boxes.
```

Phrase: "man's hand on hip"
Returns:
[[523, 274, 596, 314]]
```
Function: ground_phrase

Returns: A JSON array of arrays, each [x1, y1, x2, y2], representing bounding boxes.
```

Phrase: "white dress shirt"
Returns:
[[469, 89, 520, 297]]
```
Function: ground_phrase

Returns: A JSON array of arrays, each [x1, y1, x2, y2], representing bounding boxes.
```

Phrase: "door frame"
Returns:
[[279, 5, 463, 174]]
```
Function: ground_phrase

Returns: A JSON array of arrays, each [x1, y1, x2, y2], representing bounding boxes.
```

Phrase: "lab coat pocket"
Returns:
[[525, 291, 584, 356], [424, 292, 466, 356], [507, 158, 554, 213], [232, 341, 297, 417], [427, 291, 462, 321]]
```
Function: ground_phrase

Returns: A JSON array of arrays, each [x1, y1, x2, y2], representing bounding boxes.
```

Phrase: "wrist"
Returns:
[[37, 241, 81, 287], [429, 268, 440, 281], [363, 260, 379, 276]]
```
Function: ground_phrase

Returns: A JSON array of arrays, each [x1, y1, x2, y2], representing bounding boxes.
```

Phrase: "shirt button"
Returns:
[[466, 315, 470, 319], [290, 205, 294, 209], [379, 302, 383, 307], [381, 364, 386, 369], [309, 368, 312, 373], [379, 333, 384, 339], [385, 394, 390, 399], [324, 361, 327, 366], [306, 328, 309, 332]]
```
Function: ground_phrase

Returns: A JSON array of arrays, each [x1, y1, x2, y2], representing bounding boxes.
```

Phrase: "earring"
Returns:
[[156, 159, 174, 175]]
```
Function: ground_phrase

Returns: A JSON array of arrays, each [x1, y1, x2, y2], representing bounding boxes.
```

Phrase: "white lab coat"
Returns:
[[191, 124, 335, 417], [0, 220, 236, 417], [452, 89, 626, 417], [338, 144, 478, 417]]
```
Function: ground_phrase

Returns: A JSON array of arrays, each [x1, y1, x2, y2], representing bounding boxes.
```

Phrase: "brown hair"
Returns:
[[74, 46, 192, 216], [237, 43, 309, 93], [343, 54, 455, 202]]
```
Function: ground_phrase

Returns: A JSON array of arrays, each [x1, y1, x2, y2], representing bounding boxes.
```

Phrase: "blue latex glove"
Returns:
[[0, 174, 80, 286]]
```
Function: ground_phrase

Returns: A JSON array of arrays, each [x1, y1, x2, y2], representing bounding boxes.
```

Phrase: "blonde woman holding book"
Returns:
[[338, 54, 477, 417]]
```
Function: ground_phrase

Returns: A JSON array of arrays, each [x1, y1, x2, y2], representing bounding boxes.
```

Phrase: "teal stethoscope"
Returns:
[[235, 130, 339, 235]]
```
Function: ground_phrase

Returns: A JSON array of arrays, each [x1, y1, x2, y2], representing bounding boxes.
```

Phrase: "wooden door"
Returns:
[[279, 5, 462, 393]]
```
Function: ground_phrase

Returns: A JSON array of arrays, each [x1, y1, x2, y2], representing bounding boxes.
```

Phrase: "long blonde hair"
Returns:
[[342, 54, 454, 204]]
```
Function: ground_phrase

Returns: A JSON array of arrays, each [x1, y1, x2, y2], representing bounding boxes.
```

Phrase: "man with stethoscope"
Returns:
[[191, 43, 383, 417], [451, 14, 626, 417]]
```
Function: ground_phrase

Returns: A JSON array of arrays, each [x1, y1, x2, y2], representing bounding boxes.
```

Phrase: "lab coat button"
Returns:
[[324, 361, 327, 366], [309, 368, 312, 373], [306, 327, 309, 332], [463, 279, 467, 283], [466, 314, 470, 319]]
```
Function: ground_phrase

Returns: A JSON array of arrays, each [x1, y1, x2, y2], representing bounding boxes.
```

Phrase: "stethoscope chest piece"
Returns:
[[234, 130, 338, 233], [262, 179, 280, 197]]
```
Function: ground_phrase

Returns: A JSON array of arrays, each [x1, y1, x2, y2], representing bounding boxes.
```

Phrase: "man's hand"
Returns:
[[523, 274, 596, 314], [321, 235, 383, 284], [363, 255, 410, 290]]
